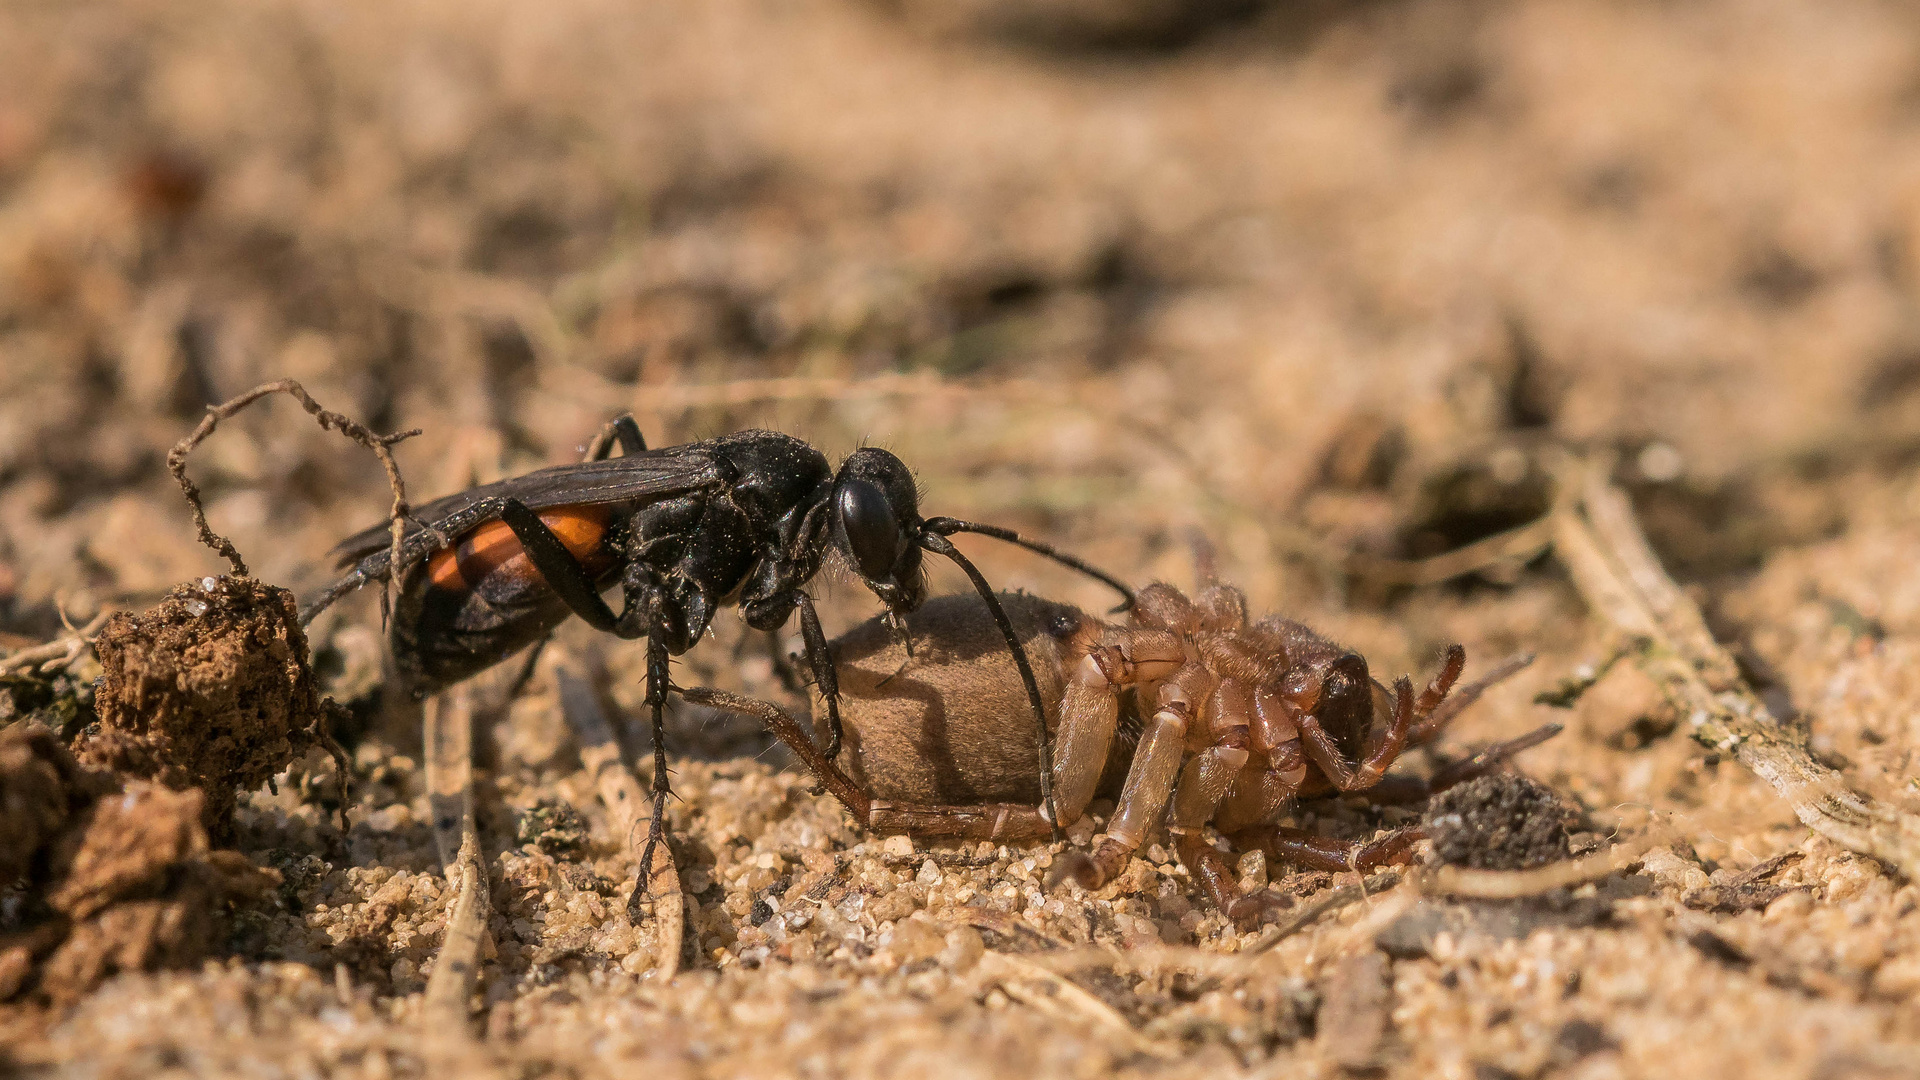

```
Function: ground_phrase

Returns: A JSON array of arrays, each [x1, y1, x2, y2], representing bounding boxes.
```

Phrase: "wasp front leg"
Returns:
[[792, 592, 846, 762]]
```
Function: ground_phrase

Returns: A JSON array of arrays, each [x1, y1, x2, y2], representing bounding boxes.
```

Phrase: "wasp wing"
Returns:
[[330, 450, 725, 569]]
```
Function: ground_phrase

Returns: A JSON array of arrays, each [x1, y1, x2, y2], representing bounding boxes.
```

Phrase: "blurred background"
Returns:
[[15, 7, 1920, 1071], [2, 0, 1918, 645]]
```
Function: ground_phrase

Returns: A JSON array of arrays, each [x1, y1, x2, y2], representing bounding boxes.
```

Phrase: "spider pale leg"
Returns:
[[1406, 651, 1533, 746], [1049, 656, 1121, 822], [1048, 629, 1182, 823], [1055, 656, 1214, 891], [1210, 742, 1308, 835], [1360, 723, 1565, 806], [1236, 823, 1427, 873], [1296, 677, 1414, 791], [1169, 680, 1256, 831]]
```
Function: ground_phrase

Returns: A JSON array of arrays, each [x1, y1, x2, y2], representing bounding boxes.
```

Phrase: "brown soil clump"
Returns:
[[0, 723, 108, 888], [1423, 772, 1576, 871], [0, 724, 278, 1008], [84, 576, 328, 838]]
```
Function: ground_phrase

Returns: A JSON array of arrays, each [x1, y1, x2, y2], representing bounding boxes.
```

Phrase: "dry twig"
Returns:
[[968, 951, 1173, 1058], [1414, 830, 1664, 900], [1551, 457, 1920, 876], [168, 379, 422, 618], [422, 685, 492, 1029], [1346, 515, 1556, 588], [0, 610, 111, 676], [1242, 871, 1403, 955]]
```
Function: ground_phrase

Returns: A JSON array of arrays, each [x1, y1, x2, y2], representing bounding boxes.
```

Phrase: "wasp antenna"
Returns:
[[921, 517, 1135, 612], [298, 577, 355, 626], [918, 531, 1064, 842]]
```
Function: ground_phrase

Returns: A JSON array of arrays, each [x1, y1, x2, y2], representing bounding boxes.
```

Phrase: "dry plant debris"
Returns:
[[168, 379, 422, 620], [1550, 459, 1920, 876]]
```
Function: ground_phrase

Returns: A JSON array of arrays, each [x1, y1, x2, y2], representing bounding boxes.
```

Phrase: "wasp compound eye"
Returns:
[[836, 477, 905, 584]]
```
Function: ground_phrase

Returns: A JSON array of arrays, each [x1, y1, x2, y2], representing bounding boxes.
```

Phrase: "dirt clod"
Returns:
[[84, 576, 326, 838], [36, 783, 278, 1003], [1424, 773, 1577, 872], [0, 723, 108, 887], [0, 724, 278, 1007], [517, 797, 591, 857]]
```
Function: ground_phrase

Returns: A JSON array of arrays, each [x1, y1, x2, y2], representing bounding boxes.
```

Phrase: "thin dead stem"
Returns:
[[0, 610, 110, 675], [1346, 515, 1556, 588], [1550, 456, 1920, 877], [968, 951, 1175, 1058], [423, 685, 491, 1030], [1414, 830, 1663, 899], [168, 379, 421, 618]]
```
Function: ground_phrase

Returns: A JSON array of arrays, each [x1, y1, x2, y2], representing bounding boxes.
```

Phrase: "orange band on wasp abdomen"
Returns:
[[426, 504, 616, 593]]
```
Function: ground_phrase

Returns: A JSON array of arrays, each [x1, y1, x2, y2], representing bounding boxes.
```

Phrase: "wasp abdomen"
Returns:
[[426, 504, 618, 604]]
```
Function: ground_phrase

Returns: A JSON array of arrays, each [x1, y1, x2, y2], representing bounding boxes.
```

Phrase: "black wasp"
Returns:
[[301, 417, 1134, 902]]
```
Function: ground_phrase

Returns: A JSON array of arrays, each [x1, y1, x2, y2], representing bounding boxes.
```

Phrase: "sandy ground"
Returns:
[[5, 0, 1920, 1076]]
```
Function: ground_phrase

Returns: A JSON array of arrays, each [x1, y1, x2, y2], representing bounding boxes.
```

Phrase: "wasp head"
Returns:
[[830, 448, 928, 616]]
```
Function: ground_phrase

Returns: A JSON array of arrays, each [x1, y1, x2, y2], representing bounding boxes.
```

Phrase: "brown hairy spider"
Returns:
[[682, 583, 1551, 918]]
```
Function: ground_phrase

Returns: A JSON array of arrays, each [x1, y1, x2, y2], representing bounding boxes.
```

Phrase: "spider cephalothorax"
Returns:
[[1039, 582, 1481, 912]]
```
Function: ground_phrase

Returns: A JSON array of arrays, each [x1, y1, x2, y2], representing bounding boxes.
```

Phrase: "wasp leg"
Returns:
[[792, 592, 845, 763], [587, 415, 647, 460], [495, 498, 658, 639], [674, 686, 871, 822], [630, 621, 680, 923], [612, 416, 646, 456], [488, 419, 654, 703]]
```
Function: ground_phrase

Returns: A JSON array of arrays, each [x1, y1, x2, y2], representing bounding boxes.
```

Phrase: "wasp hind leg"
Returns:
[[495, 499, 661, 639]]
